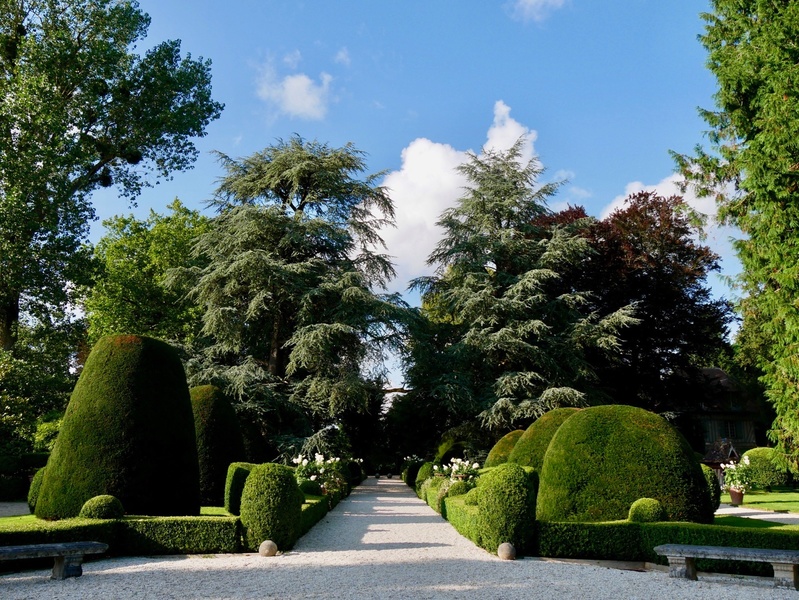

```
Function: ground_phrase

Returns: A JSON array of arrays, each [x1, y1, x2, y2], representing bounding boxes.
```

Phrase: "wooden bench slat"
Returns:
[[0, 541, 109, 580]]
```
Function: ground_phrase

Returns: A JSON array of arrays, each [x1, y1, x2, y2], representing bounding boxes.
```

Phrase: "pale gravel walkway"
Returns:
[[1, 478, 797, 599]]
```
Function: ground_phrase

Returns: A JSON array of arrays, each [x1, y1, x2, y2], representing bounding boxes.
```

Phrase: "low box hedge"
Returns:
[[116, 516, 242, 555]]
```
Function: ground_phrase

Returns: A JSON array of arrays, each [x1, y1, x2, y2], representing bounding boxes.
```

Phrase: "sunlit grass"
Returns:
[[720, 488, 799, 512]]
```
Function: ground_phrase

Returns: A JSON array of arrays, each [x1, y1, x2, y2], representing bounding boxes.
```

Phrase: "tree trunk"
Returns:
[[0, 293, 20, 351], [268, 317, 281, 377]]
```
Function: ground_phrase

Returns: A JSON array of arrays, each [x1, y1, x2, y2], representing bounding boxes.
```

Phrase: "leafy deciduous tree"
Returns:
[[0, 0, 222, 350]]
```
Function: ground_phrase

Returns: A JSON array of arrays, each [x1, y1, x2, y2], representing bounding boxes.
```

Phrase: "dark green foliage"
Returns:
[[415, 462, 434, 495], [35, 335, 200, 519], [300, 497, 330, 536], [743, 447, 790, 490], [224, 462, 256, 516], [239, 463, 304, 551], [298, 478, 323, 496], [484, 430, 524, 468], [402, 460, 423, 488], [702, 464, 721, 512], [79, 495, 125, 519], [27, 467, 45, 513], [627, 498, 665, 523], [536, 405, 713, 523], [508, 408, 580, 469], [190, 385, 247, 506], [475, 463, 537, 554]]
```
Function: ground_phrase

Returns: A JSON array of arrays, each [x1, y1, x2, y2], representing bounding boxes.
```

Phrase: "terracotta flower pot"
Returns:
[[729, 488, 745, 506]]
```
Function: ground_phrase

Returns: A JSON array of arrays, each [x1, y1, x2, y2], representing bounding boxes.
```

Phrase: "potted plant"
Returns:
[[721, 455, 751, 506]]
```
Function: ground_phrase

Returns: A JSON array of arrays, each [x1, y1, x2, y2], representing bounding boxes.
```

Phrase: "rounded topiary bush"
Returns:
[[447, 479, 471, 497], [627, 498, 665, 523], [298, 478, 323, 496], [536, 405, 713, 523], [190, 385, 247, 507], [701, 464, 721, 512], [35, 335, 200, 520], [507, 408, 580, 469], [743, 447, 790, 490], [27, 467, 45, 513], [415, 462, 435, 495], [224, 462, 256, 516], [475, 463, 537, 554], [240, 463, 305, 551], [79, 494, 125, 519], [485, 430, 525, 468]]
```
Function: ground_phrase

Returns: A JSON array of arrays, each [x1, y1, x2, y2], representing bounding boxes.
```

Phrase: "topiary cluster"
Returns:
[[536, 405, 713, 524], [627, 498, 665, 523], [484, 430, 525, 468], [239, 463, 305, 551], [224, 462, 256, 515], [743, 447, 790, 490], [79, 495, 125, 519], [475, 463, 537, 554], [190, 385, 247, 507], [507, 408, 580, 469], [35, 335, 200, 519]]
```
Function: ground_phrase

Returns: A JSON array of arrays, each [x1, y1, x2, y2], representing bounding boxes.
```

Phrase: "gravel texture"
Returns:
[[2, 478, 797, 599]]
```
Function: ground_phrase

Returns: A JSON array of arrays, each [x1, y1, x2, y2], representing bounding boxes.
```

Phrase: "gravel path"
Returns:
[[2, 478, 797, 599]]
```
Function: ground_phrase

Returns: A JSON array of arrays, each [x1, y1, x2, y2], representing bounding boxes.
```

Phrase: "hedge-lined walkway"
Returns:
[[1, 479, 795, 599]]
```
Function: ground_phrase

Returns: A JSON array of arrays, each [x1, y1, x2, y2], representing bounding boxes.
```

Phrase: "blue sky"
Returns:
[[93, 0, 738, 304]]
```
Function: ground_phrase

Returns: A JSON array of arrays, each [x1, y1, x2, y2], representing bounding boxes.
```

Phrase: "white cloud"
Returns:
[[282, 50, 302, 69], [256, 61, 333, 120], [485, 100, 536, 162], [508, 0, 567, 22], [380, 138, 468, 293], [334, 47, 351, 66], [378, 102, 540, 294]]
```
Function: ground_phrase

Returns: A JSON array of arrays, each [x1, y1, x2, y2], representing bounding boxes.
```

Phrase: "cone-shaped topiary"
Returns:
[[701, 463, 721, 512], [240, 463, 304, 551], [507, 408, 580, 469], [536, 405, 713, 523], [35, 335, 200, 519], [27, 467, 45, 513], [484, 430, 525, 468], [190, 385, 247, 506]]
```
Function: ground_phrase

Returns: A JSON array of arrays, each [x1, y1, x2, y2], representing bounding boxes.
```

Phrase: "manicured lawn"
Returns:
[[712, 515, 796, 529], [720, 488, 799, 512]]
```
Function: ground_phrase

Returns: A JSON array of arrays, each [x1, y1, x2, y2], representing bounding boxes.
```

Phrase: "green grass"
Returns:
[[721, 488, 799, 512], [712, 515, 790, 529]]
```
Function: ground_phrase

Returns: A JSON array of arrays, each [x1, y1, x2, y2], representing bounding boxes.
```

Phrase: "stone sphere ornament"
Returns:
[[497, 542, 516, 560], [259, 540, 278, 557]]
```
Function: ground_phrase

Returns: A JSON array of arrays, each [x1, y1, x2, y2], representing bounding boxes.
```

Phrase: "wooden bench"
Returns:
[[0, 541, 108, 580], [654, 543, 799, 590]]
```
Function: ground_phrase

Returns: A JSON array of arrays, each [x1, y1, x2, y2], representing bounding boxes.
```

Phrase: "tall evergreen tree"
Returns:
[[179, 137, 407, 443], [409, 139, 635, 431], [674, 1, 799, 465]]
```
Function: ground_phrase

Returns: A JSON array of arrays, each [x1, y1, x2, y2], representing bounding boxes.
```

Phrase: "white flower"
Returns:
[[472, 462, 480, 469], [433, 465, 439, 471], [302, 459, 308, 466], [315, 453, 324, 463], [310, 475, 317, 481], [743, 456, 751, 465]]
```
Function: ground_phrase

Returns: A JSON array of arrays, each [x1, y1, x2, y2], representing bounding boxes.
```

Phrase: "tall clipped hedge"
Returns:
[[484, 430, 524, 468], [507, 408, 580, 469], [239, 463, 305, 551], [475, 463, 538, 554], [190, 385, 247, 507], [35, 335, 200, 519], [536, 405, 712, 524]]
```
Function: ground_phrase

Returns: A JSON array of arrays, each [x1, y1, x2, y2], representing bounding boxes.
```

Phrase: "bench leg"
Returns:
[[666, 556, 697, 581], [771, 563, 799, 590], [51, 555, 84, 580]]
